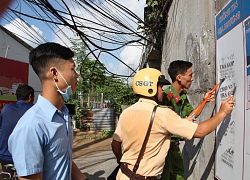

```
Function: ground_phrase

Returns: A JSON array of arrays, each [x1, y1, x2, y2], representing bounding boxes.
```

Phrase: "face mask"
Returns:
[[54, 69, 73, 101]]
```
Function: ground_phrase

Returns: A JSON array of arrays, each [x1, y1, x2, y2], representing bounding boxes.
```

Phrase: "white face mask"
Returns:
[[54, 69, 73, 101]]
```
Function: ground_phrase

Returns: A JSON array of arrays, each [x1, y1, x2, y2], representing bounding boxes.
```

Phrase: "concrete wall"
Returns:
[[161, 0, 229, 179]]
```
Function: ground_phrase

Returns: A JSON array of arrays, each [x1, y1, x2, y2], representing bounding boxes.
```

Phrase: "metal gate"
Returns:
[[92, 108, 115, 131]]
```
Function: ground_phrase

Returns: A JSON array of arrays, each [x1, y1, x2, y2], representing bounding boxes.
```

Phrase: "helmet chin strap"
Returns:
[[154, 95, 160, 104]]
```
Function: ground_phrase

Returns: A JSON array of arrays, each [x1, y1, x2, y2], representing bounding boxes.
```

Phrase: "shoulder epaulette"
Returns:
[[159, 105, 174, 110]]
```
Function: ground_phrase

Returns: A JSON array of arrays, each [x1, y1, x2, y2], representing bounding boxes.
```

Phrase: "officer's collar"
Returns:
[[138, 97, 158, 106], [166, 85, 187, 103]]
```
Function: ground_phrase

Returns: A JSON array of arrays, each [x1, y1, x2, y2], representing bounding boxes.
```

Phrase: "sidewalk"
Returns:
[[74, 150, 117, 179], [73, 129, 117, 179]]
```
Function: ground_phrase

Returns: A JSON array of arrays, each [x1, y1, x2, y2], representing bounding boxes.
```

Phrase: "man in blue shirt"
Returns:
[[0, 83, 34, 165], [8, 43, 87, 180]]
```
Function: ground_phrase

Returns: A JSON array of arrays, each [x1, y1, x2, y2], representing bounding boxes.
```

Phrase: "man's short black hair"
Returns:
[[168, 60, 193, 82], [29, 42, 74, 79], [16, 83, 34, 101]]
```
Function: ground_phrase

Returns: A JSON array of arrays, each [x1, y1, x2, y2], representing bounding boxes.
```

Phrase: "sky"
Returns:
[[0, 0, 146, 79]]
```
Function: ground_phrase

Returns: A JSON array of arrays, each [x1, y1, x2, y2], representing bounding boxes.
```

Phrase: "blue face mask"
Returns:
[[54, 69, 73, 101]]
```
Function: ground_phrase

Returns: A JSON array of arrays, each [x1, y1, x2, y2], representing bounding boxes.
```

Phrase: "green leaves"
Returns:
[[147, 0, 158, 7], [68, 37, 138, 121], [138, 0, 169, 35]]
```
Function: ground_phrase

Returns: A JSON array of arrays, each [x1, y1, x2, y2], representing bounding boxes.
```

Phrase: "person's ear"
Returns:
[[28, 94, 32, 101], [49, 67, 58, 81], [27, 94, 34, 103], [176, 74, 182, 82]]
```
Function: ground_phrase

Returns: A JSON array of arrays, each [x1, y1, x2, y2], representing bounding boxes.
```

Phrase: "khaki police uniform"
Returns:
[[113, 98, 197, 180]]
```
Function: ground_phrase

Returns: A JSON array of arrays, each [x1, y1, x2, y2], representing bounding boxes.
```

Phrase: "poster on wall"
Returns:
[[246, 19, 250, 109], [244, 17, 250, 180], [0, 57, 29, 112], [215, 0, 246, 179], [215, 25, 245, 180]]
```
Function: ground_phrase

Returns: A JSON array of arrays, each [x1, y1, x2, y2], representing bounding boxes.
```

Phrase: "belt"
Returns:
[[120, 163, 158, 180], [171, 137, 184, 142], [170, 141, 180, 150]]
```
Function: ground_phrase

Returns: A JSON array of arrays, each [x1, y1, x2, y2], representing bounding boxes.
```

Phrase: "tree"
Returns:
[[70, 38, 106, 95], [68, 38, 138, 128], [138, 0, 169, 35], [95, 76, 138, 112]]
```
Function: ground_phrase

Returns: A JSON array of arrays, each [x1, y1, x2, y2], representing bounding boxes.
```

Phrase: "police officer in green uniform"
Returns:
[[160, 60, 214, 180]]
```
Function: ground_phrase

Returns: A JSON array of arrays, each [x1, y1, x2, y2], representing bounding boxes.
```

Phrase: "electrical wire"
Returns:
[[3, 0, 148, 78]]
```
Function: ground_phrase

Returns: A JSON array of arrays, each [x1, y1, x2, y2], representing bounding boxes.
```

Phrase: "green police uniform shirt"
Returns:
[[162, 85, 194, 140]]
